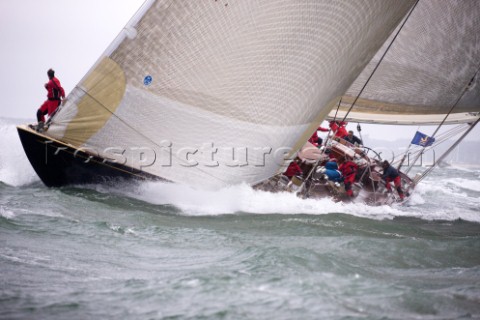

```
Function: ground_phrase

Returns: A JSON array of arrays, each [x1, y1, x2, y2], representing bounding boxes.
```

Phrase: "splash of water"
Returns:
[[0, 119, 38, 186], [2, 117, 479, 222]]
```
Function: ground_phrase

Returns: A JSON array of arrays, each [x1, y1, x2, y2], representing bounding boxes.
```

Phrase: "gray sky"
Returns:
[[1, 0, 477, 142], [0, 0, 144, 120]]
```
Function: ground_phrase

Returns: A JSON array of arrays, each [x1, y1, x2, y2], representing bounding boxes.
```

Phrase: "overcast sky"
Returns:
[[0, 0, 477, 142], [0, 0, 144, 120]]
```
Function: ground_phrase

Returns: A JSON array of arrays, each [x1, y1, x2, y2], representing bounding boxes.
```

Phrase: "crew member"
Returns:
[[36, 68, 65, 131], [381, 160, 405, 200], [339, 156, 358, 197], [308, 125, 329, 146], [344, 130, 362, 146], [284, 159, 303, 179], [324, 160, 343, 182], [329, 121, 348, 138]]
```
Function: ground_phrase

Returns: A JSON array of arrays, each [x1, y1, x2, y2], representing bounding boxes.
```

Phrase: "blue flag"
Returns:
[[411, 131, 435, 147]]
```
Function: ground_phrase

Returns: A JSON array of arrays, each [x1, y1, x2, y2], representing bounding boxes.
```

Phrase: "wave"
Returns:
[[3, 176, 479, 223], [445, 178, 480, 193], [91, 179, 480, 223], [1, 117, 479, 223], [0, 206, 16, 219], [114, 181, 404, 219], [444, 164, 480, 173], [0, 118, 38, 186]]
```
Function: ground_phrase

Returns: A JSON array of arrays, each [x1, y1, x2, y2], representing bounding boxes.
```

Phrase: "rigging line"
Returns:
[[356, 123, 364, 145], [368, 164, 377, 204], [332, 97, 342, 121], [395, 127, 456, 167], [324, 98, 342, 145], [396, 124, 420, 170], [56, 86, 230, 184], [400, 124, 467, 160], [402, 125, 468, 168], [418, 117, 480, 183], [302, 98, 343, 185], [406, 132, 460, 161], [430, 65, 480, 138], [405, 65, 480, 174], [355, 156, 377, 203], [431, 123, 469, 141], [340, 0, 420, 123]]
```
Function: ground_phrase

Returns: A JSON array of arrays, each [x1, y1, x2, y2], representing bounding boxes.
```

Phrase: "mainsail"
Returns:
[[46, 0, 414, 187], [331, 0, 480, 125]]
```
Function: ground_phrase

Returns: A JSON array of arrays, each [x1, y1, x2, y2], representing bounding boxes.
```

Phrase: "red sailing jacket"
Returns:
[[308, 126, 329, 144], [329, 121, 348, 138], [284, 162, 303, 178], [45, 77, 65, 100], [339, 161, 358, 183]]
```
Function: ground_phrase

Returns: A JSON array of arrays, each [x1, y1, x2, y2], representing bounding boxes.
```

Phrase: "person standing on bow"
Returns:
[[381, 160, 405, 200], [36, 68, 65, 131], [339, 156, 358, 197]]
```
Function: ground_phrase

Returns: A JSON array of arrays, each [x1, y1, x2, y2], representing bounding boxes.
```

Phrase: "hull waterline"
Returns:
[[16, 125, 159, 187]]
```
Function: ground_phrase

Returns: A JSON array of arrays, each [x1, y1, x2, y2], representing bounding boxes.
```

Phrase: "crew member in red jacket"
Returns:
[[339, 156, 358, 197], [308, 125, 329, 146], [284, 159, 303, 179], [36, 68, 65, 129], [329, 121, 348, 138]]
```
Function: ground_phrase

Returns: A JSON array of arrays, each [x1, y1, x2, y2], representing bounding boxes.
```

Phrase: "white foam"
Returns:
[[445, 164, 480, 173], [415, 180, 469, 199], [100, 178, 480, 223], [0, 119, 38, 186], [405, 191, 425, 205], [0, 206, 15, 219], [115, 181, 403, 220], [2, 117, 478, 223], [446, 178, 480, 192]]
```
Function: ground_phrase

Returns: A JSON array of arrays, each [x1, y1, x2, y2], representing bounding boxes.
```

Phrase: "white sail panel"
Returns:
[[337, 0, 480, 124], [49, 0, 414, 187]]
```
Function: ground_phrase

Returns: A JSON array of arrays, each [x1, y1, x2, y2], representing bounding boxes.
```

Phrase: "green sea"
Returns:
[[1, 119, 479, 319]]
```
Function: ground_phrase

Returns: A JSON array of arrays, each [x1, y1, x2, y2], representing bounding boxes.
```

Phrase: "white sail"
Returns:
[[47, 0, 414, 187], [331, 0, 480, 125]]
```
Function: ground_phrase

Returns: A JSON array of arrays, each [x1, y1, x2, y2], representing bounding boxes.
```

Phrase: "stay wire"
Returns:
[[419, 118, 479, 182], [405, 64, 480, 175], [340, 0, 420, 123], [397, 124, 468, 167], [304, 98, 343, 196], [431, 66, 480, 139], [324, 98, 343, 145]]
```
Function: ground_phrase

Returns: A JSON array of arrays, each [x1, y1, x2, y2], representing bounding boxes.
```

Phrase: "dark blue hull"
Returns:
[[17, 125, 159, 187]]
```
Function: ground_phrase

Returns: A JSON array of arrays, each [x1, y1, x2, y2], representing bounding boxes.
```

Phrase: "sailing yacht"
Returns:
[[17, 0, 479, 205]]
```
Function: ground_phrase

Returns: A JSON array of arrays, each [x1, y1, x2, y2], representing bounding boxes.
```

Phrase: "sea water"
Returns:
[[1, 118, 479, 319]]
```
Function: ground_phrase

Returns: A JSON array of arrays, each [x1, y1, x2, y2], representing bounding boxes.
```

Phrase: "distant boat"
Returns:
[[17, 0, 479, 205]]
